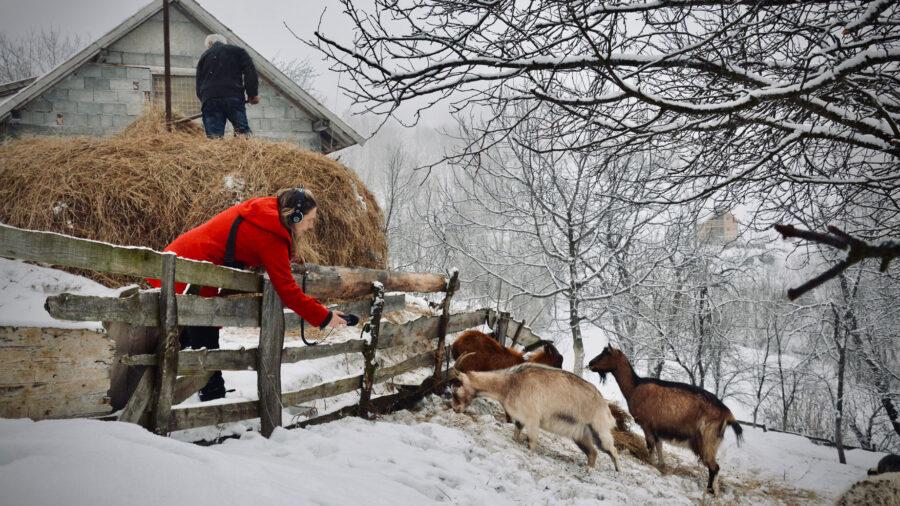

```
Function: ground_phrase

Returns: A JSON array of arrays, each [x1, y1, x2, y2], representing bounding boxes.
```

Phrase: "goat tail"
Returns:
[[726, 415, 744, 447]]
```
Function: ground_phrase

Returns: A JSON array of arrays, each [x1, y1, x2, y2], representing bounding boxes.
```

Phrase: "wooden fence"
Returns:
[[0, 224, 542, 437]]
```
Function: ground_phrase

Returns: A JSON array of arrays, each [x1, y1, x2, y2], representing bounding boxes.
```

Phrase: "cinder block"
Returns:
[[126, 66, 150, 79], [58, 77, 84, 90], [109, 78, 135, 90], [52, 101, 77, 113], [100, 115, 114, 128], [44, 87, 69, 100], [101, 103, 126, 115], [76, 65, 102, 78], [76, 102, 103, 114], [112, 115, 133, 127], [263, 106, 286, 119], [83, 77, 110, 91], [125, 103, 146, 116], [116, 91, 144, 104], [19, 111, 48, 124], [27, 99, 52, 113], [292, 119, 312, 132], [121, 52, 147, 65], [105, 52, 124, 65], [68, 89, 94, 102], [101, 66, 126, 78], [61, 113, 86, 127], [93, 90, 117, 103], [85, 115, 102, 128], [270, 118, 293, 131]]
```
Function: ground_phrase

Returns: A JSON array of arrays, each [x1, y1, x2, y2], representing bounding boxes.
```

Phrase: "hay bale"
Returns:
[[0, 109, 386, 285]]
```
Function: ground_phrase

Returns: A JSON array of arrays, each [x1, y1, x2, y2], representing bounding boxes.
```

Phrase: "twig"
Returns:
[[773, 224, 900, 300]]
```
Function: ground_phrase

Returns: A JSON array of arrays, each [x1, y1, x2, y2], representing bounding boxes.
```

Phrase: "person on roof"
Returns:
[[148, 188, 347, 401]]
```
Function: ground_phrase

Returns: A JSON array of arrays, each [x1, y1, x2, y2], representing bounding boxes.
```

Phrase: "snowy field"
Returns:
[[0, 258, 887, 505]]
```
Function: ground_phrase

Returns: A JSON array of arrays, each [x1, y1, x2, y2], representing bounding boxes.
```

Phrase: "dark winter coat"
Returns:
[[148, 197, 332, 328], [195, 42, 259, 103]]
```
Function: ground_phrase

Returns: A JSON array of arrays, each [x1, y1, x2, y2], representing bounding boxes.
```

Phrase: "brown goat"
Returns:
[[588, 345, 743, 494], [451, 363, 620, 471], [451, 329, 563, 372]]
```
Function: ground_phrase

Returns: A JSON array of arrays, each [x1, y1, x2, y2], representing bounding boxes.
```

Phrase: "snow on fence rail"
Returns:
[[0, 224, 538, 437]]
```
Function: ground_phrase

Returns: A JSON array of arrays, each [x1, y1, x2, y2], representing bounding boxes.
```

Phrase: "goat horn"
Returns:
[[453, 352, 476, 372]]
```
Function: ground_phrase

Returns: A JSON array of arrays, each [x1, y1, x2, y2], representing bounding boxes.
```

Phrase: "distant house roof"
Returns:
[[0, 0, 364, 151]]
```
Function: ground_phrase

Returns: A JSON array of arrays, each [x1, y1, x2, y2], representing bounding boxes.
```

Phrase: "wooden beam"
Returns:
[[433, 270, 459, 382], [172, 373, 214, 405], [495, 311, 510, 347], [47, 292, 405, 327], [296, 264, 447, 299], [119, 366, 154, 425], [0, 223, 260, 292], [150, 253, 179, 435], [257, 280, 285, 438], [358, 283, 385, 418]]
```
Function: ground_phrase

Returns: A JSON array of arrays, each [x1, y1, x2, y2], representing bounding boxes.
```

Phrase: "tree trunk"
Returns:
[[570, 294, 584, 378]]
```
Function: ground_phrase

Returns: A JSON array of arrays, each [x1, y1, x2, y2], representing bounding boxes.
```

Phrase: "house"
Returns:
[[0, 0, 363, 153], [697, 211, 739, 245]]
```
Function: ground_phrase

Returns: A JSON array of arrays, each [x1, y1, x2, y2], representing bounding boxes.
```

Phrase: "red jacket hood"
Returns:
[[237, 196, 292, 243]]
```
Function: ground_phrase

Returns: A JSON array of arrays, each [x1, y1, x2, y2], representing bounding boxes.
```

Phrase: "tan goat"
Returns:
[[451, 363, 620, 471]]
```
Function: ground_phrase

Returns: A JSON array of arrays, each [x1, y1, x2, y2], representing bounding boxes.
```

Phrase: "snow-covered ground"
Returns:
[[0, 259, 888, 505]]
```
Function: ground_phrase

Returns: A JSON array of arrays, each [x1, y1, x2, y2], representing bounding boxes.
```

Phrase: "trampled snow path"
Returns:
[[0, 392, 882, 506]]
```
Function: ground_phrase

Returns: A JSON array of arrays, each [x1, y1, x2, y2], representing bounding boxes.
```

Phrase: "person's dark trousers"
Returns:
[[201, 96, 252, 138], [178, 326, 226, 401]]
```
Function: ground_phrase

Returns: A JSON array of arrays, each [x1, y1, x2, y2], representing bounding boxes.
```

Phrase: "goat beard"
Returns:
[[596, 371, 608, 384]]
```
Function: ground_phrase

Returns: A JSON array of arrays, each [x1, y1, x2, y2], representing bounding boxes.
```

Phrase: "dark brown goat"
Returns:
[[588, 345, 743, 494], [451, 330, 563, 372]]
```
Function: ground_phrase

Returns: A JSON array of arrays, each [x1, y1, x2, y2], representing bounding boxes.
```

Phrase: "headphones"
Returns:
[[288, 188, 307, 224]]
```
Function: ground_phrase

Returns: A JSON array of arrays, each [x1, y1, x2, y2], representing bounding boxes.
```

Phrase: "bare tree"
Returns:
[[312, 1, 900, 235], [0, 28, 81, 83]]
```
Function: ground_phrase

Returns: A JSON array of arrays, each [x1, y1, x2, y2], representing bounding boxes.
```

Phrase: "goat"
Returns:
[[451, 329, 563, 372], [868, 454, 900, 476], [450, 362, 620, 471], [587, 345, 742, 494]]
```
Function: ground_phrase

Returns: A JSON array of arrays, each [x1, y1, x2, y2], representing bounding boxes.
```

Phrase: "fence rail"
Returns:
[[4, 224, 549, 437]]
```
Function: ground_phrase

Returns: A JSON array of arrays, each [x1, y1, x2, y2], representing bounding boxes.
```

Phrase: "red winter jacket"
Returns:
[[148, 197, 332, 328]]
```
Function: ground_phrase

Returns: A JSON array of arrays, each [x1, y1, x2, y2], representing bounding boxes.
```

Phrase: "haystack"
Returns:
[[0, 109, 386, 285]]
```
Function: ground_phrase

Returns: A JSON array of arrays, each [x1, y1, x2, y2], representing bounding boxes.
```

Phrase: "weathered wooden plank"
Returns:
[[0, 223, 260, 292], [172, 373, 214, 406], [47, 292, 405, 328], [378, 310, 488, 349], [358, 283, 385, 418], [433, 271, 459, 381], [283, 294, 406, 330], [0, 326, 113, 419], [257, 280, 285, 438], [296, 264, 447, 299], [150, 253, 179, 435], [119, 367, 154, 425], [495, 311, 510, 347]]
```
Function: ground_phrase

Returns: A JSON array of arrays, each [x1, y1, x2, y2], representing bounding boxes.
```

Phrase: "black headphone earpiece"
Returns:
[[289, 188, 307, 224]]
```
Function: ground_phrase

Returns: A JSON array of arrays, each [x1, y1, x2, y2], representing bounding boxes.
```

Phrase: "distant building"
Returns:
[[0, 0, 363, 153], [697, 211, 738, 245]]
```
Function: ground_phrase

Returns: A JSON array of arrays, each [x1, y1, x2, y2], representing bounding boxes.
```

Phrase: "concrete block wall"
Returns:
[[2, 3, 329, 152], [6, 63, 151, 137]]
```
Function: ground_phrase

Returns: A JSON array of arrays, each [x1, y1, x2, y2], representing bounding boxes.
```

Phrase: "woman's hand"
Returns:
[[327, 311, 348, 328]]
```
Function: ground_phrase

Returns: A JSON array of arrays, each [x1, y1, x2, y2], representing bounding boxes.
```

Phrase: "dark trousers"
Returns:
[[201, 96, 251, 138], [179, 326, 226, 401]]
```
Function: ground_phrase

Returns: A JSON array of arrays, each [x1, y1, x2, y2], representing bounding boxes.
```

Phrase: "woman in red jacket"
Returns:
[[150, 188, 347, 400]]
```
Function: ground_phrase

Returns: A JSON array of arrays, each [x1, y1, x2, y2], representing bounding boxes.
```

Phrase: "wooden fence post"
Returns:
[[495, 311, 510, 347], [150, 252, 179, 435], [432, 270, 459, 383], [358, 282, 385, 419], [258, 279, 285, 438]]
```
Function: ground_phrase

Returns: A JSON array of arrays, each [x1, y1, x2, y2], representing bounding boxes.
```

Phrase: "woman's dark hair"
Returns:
[[275, 187, 318, 261], [276, 187, 317, 223]]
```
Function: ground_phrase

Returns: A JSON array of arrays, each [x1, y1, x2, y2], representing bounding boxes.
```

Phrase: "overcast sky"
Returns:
[[0, 0, 447, 126]]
